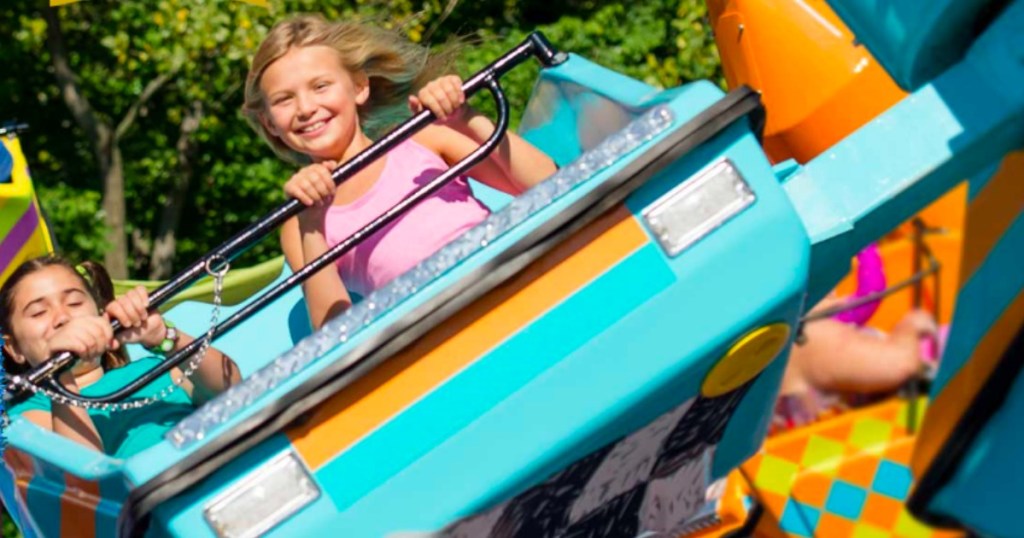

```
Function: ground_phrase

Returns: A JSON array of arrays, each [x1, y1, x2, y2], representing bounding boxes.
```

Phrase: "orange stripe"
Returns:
[[287, 206, 649, 469], [960, 152, 1024, 283], [60, 474, 99, 538], [3, 449, 35, 527], [912, 287, 1024, 477]]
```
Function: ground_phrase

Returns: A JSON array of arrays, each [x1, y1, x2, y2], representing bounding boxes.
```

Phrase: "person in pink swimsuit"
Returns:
[[243, 14, 557, 329]]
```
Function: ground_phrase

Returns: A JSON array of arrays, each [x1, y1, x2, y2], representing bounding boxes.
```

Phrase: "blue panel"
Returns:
[[871, 461, 912, 500], [931, 350, 1024, 537], [780, 500, 820, 537], [25, 459, 62, 538], [826, 0, 1003, 89], [825, 481, 867, 519], [0, 141, 12, 183]]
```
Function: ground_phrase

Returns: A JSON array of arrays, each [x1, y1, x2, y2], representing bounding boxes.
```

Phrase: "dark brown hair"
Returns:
[[0, 255, 129, 376]]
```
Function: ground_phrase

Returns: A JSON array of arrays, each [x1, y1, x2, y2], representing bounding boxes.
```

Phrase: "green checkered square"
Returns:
[[755, 455, 800, 496], [849, 419, 893, 453], [802, 435, 845, 473]]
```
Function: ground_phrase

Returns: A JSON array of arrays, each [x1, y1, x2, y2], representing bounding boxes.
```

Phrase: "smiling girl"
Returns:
[[1, 256, 240, 457], [243, 14, 557, 329]]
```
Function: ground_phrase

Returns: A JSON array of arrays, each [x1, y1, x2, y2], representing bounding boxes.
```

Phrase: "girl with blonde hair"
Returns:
[[243, 14, 557, 329]]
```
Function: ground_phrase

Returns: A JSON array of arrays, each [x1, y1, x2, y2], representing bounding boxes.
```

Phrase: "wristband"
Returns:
[[146, 320, 179, 355]]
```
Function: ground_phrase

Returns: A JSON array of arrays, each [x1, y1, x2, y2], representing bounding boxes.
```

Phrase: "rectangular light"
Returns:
[[642, 159, 755, 257], [204, 451, 320, 538]]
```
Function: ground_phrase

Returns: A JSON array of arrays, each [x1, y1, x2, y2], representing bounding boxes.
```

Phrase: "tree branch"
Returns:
[[43, 6, 109, 146], [114, 62, 182, 141]]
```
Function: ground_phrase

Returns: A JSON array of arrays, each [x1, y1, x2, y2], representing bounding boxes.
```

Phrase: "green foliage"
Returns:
[[2, 509, 21, 538], [0, 0, 721, 279]]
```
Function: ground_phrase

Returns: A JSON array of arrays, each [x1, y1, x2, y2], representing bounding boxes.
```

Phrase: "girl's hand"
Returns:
[[409, 75, 466, 123], [104, 286, 166, 349], [892, 309, 939, 345], [284, 161, 338, 230], [47, 316, 115, 360]]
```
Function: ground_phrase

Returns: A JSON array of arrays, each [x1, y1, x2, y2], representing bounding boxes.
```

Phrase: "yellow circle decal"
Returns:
[[701, 323, 791, 397]]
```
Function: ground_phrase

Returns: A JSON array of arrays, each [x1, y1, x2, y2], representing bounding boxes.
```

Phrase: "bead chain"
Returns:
[[9, 263, 228, 413]]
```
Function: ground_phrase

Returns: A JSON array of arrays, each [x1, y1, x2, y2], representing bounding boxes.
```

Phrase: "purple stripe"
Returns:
[[0, 203, 41, 273]]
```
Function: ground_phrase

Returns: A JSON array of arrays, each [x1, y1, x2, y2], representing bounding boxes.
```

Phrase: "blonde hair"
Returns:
[[243, 13, 455, 164]]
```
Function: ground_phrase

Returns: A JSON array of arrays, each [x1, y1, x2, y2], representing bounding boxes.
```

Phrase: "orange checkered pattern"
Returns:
[[739, 398, 962, 538]]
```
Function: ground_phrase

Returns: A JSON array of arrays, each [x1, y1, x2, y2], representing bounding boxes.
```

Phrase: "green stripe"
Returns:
[[0, 197, 30, 234]]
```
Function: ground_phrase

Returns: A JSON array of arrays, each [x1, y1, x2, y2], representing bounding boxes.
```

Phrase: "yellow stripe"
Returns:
[[287, 206, 649, 469], [912, 287, 1024, 477], [960, 152, 1024, 283]]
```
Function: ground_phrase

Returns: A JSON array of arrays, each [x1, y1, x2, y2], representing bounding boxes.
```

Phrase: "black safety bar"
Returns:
[[10, 31, 565, 404]]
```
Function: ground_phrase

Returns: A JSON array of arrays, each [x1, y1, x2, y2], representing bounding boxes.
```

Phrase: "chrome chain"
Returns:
[[10, 260, 229, 412]]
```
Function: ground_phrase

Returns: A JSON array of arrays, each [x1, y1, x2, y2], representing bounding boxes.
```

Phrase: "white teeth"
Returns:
[[298, 120, 326, 134]]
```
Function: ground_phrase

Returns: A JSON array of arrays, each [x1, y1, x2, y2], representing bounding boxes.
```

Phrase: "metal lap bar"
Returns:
[[16, 32, 562, 404]]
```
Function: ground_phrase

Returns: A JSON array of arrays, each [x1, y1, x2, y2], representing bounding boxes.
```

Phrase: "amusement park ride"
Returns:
[[1, 0, 1023, 536]]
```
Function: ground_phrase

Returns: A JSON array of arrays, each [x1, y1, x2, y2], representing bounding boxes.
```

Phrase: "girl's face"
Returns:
[[3, 265, 102, 373], [259, 45, 371, 162]]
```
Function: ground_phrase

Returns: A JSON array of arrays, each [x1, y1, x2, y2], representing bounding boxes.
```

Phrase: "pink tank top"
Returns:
[[324, 139, 491, 296]]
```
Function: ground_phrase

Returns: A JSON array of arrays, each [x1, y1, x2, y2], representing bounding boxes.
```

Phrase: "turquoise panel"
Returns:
[[826, 0, 1003, 90], [872, 461, 912, 500], [781, 500, 820, 537], [24, 457, 61, 538], [925, 208, 1024, 535], [825, 480, 867, 520], [930, 350, 1024, 538]]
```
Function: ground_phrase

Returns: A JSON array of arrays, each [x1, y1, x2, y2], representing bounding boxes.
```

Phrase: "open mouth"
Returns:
[[295, 118, 330, 136]]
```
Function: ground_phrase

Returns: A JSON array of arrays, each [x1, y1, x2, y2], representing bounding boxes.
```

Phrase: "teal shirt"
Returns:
[[11, 357, 195, 458]]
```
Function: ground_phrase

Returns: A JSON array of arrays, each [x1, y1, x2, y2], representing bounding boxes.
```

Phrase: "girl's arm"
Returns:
[[164, 332, 240, 406], [279, 160, 355, 330], [105, 286, 241, 406], [789, 310, 936, 394], [281, 215, 353, 331], [410, 76, 557, 194]]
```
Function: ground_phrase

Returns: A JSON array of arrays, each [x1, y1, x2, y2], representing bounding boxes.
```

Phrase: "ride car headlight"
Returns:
[[642, 158, 755, 257], [204, 451, 320, 538]]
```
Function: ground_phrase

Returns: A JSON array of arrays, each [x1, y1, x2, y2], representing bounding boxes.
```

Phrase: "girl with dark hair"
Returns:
[[0, 255, 240, 457]]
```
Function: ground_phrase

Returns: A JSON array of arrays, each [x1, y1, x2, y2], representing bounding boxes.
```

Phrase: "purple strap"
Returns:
[[834, 243, 886, 326]]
